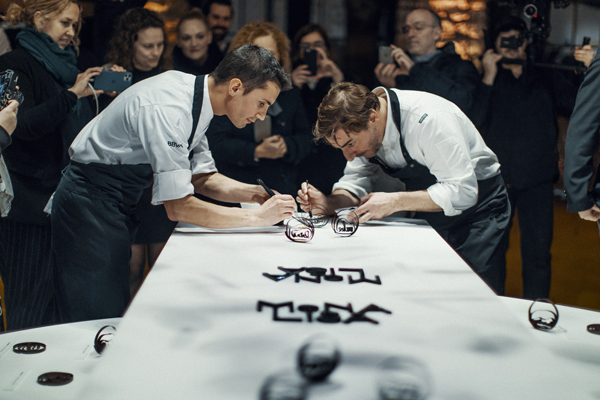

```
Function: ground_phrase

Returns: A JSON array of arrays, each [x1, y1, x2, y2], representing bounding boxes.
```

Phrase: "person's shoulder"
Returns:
[[435, 45, 476, 69], [395, 89, 460, 115], [0, 47, 32, 66]]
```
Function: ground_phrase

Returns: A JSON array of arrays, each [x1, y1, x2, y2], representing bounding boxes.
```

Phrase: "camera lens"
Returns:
[[523, 4, 537, 18]]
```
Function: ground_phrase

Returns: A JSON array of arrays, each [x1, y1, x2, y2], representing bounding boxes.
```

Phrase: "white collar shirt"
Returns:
[[333, 88, 500, 216], [70, 72, 217, 204]]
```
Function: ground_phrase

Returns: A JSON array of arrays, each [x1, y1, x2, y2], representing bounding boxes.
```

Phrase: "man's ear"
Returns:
[[369, 109, 379, 124], [228, 78, 243, 96], [433, 26, 442, 42]]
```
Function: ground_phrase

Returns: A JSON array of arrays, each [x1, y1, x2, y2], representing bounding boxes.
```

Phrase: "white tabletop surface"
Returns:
[[0, 318, 120, 399], [4, 218, 600, 399]]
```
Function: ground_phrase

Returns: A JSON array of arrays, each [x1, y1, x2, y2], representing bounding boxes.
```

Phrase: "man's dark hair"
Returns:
[[210, 44, 292, 93], [493, 16, 528, 42], [202, 0, 234, 18]]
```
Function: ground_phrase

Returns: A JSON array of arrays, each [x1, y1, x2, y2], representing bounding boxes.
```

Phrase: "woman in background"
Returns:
[[290, 23, 346, 196], [172, 8, 220, 75], [205, 21, 311, 198], [105, 7, 169, 85], [0, 0, 106, 330], [105, 7, 173, 298]]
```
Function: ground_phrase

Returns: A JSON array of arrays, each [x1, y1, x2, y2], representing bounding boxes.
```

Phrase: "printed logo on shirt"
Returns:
[[419, 113, 428, 123], [168, 141, 184, 148]]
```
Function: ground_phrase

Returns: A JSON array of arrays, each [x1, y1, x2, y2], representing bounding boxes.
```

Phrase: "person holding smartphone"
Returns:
[[0, 0, 113, 330], [374, 8, 479, 118], [290, 24, 347, 196]]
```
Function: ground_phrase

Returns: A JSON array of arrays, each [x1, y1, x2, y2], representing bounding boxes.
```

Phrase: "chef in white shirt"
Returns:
[[51, 44, 296, 323], [298, 82, 510, 294]]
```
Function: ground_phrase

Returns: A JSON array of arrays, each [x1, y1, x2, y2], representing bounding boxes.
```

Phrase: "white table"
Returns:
[[0, 318, 120, 399], [71, 217, 600, 399]]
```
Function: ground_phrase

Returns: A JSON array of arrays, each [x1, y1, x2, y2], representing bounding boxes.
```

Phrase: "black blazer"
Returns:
[[564, 50, 600, 212]]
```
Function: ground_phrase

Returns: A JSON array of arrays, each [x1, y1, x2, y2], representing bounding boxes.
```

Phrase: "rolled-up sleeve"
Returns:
[[418, 113, 478, 216], [134, 104, 211, 204]]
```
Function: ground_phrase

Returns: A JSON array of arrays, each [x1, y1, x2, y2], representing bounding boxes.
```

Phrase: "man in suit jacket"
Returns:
[[564, 49, 600, 230]]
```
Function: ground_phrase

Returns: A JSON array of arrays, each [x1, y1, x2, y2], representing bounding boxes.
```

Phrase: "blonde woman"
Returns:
[[0, 0, 109, 330]]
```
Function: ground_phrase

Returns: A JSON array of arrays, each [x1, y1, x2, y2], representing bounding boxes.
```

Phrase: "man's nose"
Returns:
[[342, 147, 355, 162]]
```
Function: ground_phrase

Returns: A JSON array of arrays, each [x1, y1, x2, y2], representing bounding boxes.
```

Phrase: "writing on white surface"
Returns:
[[4, 370, 28, 392], [257, 301, 392, 324], [263, 267, 381, 285]]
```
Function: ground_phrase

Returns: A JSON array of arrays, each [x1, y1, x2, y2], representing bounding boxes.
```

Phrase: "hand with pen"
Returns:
[[297, 181, 330, 216], [253, 179, 297, 225]]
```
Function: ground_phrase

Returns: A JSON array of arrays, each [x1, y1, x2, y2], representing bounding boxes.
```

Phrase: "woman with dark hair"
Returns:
[[105, 7, 172, 297], [0, 0, 108, 330], [291, 23, 347, 196], [172, 8, 220, 75], [206, 21, 311, 198], [105, 7, 169, 84]]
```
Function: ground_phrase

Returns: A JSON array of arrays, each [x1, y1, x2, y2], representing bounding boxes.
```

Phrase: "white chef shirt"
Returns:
[[333, 88, 501, 216], [70, 72, 217, 205]]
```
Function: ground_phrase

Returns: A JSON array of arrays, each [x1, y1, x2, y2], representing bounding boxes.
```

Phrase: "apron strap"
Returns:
[[188, 75, 205, 160], [385, 88, 413, 164]]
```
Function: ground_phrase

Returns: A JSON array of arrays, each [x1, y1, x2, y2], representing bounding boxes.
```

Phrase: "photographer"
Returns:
[[472, 16, 578, 300]]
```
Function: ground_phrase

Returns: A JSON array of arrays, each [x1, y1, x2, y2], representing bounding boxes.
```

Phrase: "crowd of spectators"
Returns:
[[0, 0, 597, 330]]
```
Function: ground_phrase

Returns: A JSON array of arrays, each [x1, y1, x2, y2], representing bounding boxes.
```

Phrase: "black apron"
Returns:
[[369, 89, 510, 279], [52, 75, 205, 323]]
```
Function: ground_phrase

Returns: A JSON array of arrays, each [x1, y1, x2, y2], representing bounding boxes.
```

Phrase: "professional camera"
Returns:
[[0, 69, 24, 109], [500, 34, 525, 49]]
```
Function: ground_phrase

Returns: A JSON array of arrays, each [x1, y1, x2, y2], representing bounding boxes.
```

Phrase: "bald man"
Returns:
[[375, 8, 479, 117]]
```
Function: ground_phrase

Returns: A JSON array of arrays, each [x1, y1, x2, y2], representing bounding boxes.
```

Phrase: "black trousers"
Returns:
[[0, 219, 55, 330], [501, 182, 554, 300]]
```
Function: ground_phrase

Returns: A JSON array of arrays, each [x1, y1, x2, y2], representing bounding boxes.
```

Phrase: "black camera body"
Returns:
[[0, 69, 24, 109], [500, 35, 525, 49]]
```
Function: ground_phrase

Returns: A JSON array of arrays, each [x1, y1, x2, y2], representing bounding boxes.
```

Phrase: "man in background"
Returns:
[[374, 8, 480, 117], [473, 16, 578, 300], [203, 0, 234, 64], [564, 49, 600, 230]]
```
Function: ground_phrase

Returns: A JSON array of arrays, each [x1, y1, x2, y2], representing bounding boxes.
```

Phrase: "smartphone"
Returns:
[[254, 115, 272, 143], [0, 69, 24, 109], [379, 46, 394, 64], [93, 70, 133, 92], [303, 48, 318, 76], [582, 36, 591, 46]]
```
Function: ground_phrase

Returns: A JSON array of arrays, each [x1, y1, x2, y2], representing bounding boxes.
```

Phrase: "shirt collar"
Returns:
[[412, 49, 441, 64]]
